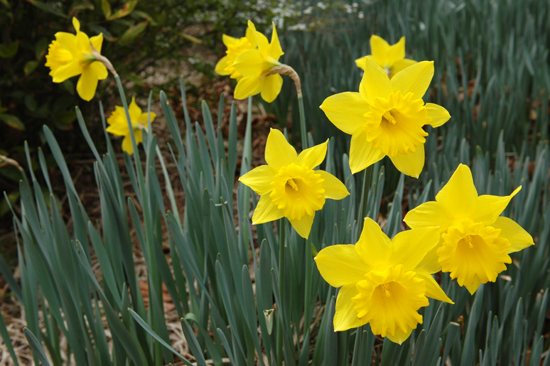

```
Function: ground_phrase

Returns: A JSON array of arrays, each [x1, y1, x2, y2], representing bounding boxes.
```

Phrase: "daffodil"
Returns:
[[404, 164, 534, 294], [227, 21, 284, 103], [239, 129, 349, 238], [315, 218, 453, 344], [106, 97, 156, 155], [320, 58, 450, 177], [45, 17, 108, 101], [355, 35, 417, 79]]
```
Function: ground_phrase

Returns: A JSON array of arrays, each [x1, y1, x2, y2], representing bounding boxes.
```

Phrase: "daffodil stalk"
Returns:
[[276, 219, 286, 366], [265, 64, 308, 149]]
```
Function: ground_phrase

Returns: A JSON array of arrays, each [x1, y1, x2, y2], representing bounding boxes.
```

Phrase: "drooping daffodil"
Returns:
[[404, 164, 534, 294], [45, 17, 108, 101], [106, 97, 156, 155], [239, 129, 349, 238], [320, 58, 450, 178], [215, 20, 284, 103], [355, 35, 416, 79], [315, 218, 453, 344]]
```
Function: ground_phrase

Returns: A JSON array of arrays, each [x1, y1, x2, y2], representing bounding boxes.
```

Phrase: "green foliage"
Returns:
[[1, 75, 548, 364]]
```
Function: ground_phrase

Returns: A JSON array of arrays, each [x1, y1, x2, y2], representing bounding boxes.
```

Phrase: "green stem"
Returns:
[[276, 220, 286, 366], [297, 93, 308, 150], [357, 165, 373, 225], [240, 96, 253, 176]]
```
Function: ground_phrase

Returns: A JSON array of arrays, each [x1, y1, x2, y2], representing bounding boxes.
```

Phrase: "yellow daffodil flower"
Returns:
[[320, 58, 450, 177], [45, 17, 108, 101], [315, 218, 453, 344], [404, 164, 534, 294], [239, 129, 349, 238], [227, 21, 284, 103], [355, 35, 417, 79], [106, 97, 156, 155]]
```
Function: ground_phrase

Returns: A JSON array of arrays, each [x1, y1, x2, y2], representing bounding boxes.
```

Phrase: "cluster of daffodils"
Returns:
[[229, 31, 533, 344], [42, 17, 535, 346], [45, 17, 155, 154]]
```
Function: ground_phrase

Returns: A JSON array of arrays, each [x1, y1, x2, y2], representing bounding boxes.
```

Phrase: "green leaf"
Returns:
[[0, 41, 18, 58], [100, 0, 111, 18], [34, 38, 49, 60], [107, 0, 137, 20], [24, 60, 39, 75], [118, 21, 148, 45], [0, 113, 24, 130], [70, 2, 94, 12], [179, 32, 202, 44], [23, 328, 52, 366], [25, 95, 37, 112], [0, 191, 19, 216], [27, 0, 67, 18]]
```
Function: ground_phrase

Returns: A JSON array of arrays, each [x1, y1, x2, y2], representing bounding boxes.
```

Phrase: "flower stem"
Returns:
[[297, 93, 308, 150], [357, 165, 373, 224], [240, 96, 253, 176], [277, 220, 286, 366]]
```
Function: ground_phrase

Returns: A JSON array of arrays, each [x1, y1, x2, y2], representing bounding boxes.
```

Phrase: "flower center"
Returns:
[[438, 220, 512, 287], [270, 163, 325, 220], [363, 91, 430, 157], [352, 265, 428, 338]]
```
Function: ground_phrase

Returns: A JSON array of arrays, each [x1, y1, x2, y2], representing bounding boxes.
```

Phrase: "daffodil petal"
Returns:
[[318, 171, 349, 200], [52, 60, 82, 82], [359, 57, 393, 103], [465, 277, 482, 295], [349, 128, 385, 174], [391, 227, 440, 271], [129, 97, 142, 120], [386, 326, 414, 345], [315, 244, 367, 287], [76, 31, 91, 52], [355, 217, 392, 267], [139, 111, 157, 124], [390, 58, 417, 78], [355, 56, 368, 71], [222, 34, 238, 47], [268, 22, 284, 59], [492, 216, 534, 253], [134, 129, 143, 145], [334, 284, 366, 331], [426, 103, 451, 128], [413, 269, 453, 303], [265, 129, 297, 170], [106, 123, 127, 136], [234, 49, 269, 77], [296, 139, 327, 169], [369, 35, 391, 66], [90, 33, 103, 53], [288, 214, 314, 239], [252, 194, 284, 224], [386, 37, 405, 66], [76, 68, 99, 101], [391, 61, 434, 101], [90, 61, 108, 80], [415, 245, 443, 273], [234, 76, 262, 100], [435, 164, 478, 216], [389, 145, 425, 178], [54, 32, 77, 54], [260, 74, 283, 103], [239, 165, 276, 195], [122, 135, 134, 154], [404, 201, 453, 232], [470, 187, 521, 225], [72, 17, 80, 32], [320, 92, 369, 135], [215, 56, 231, 75]]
